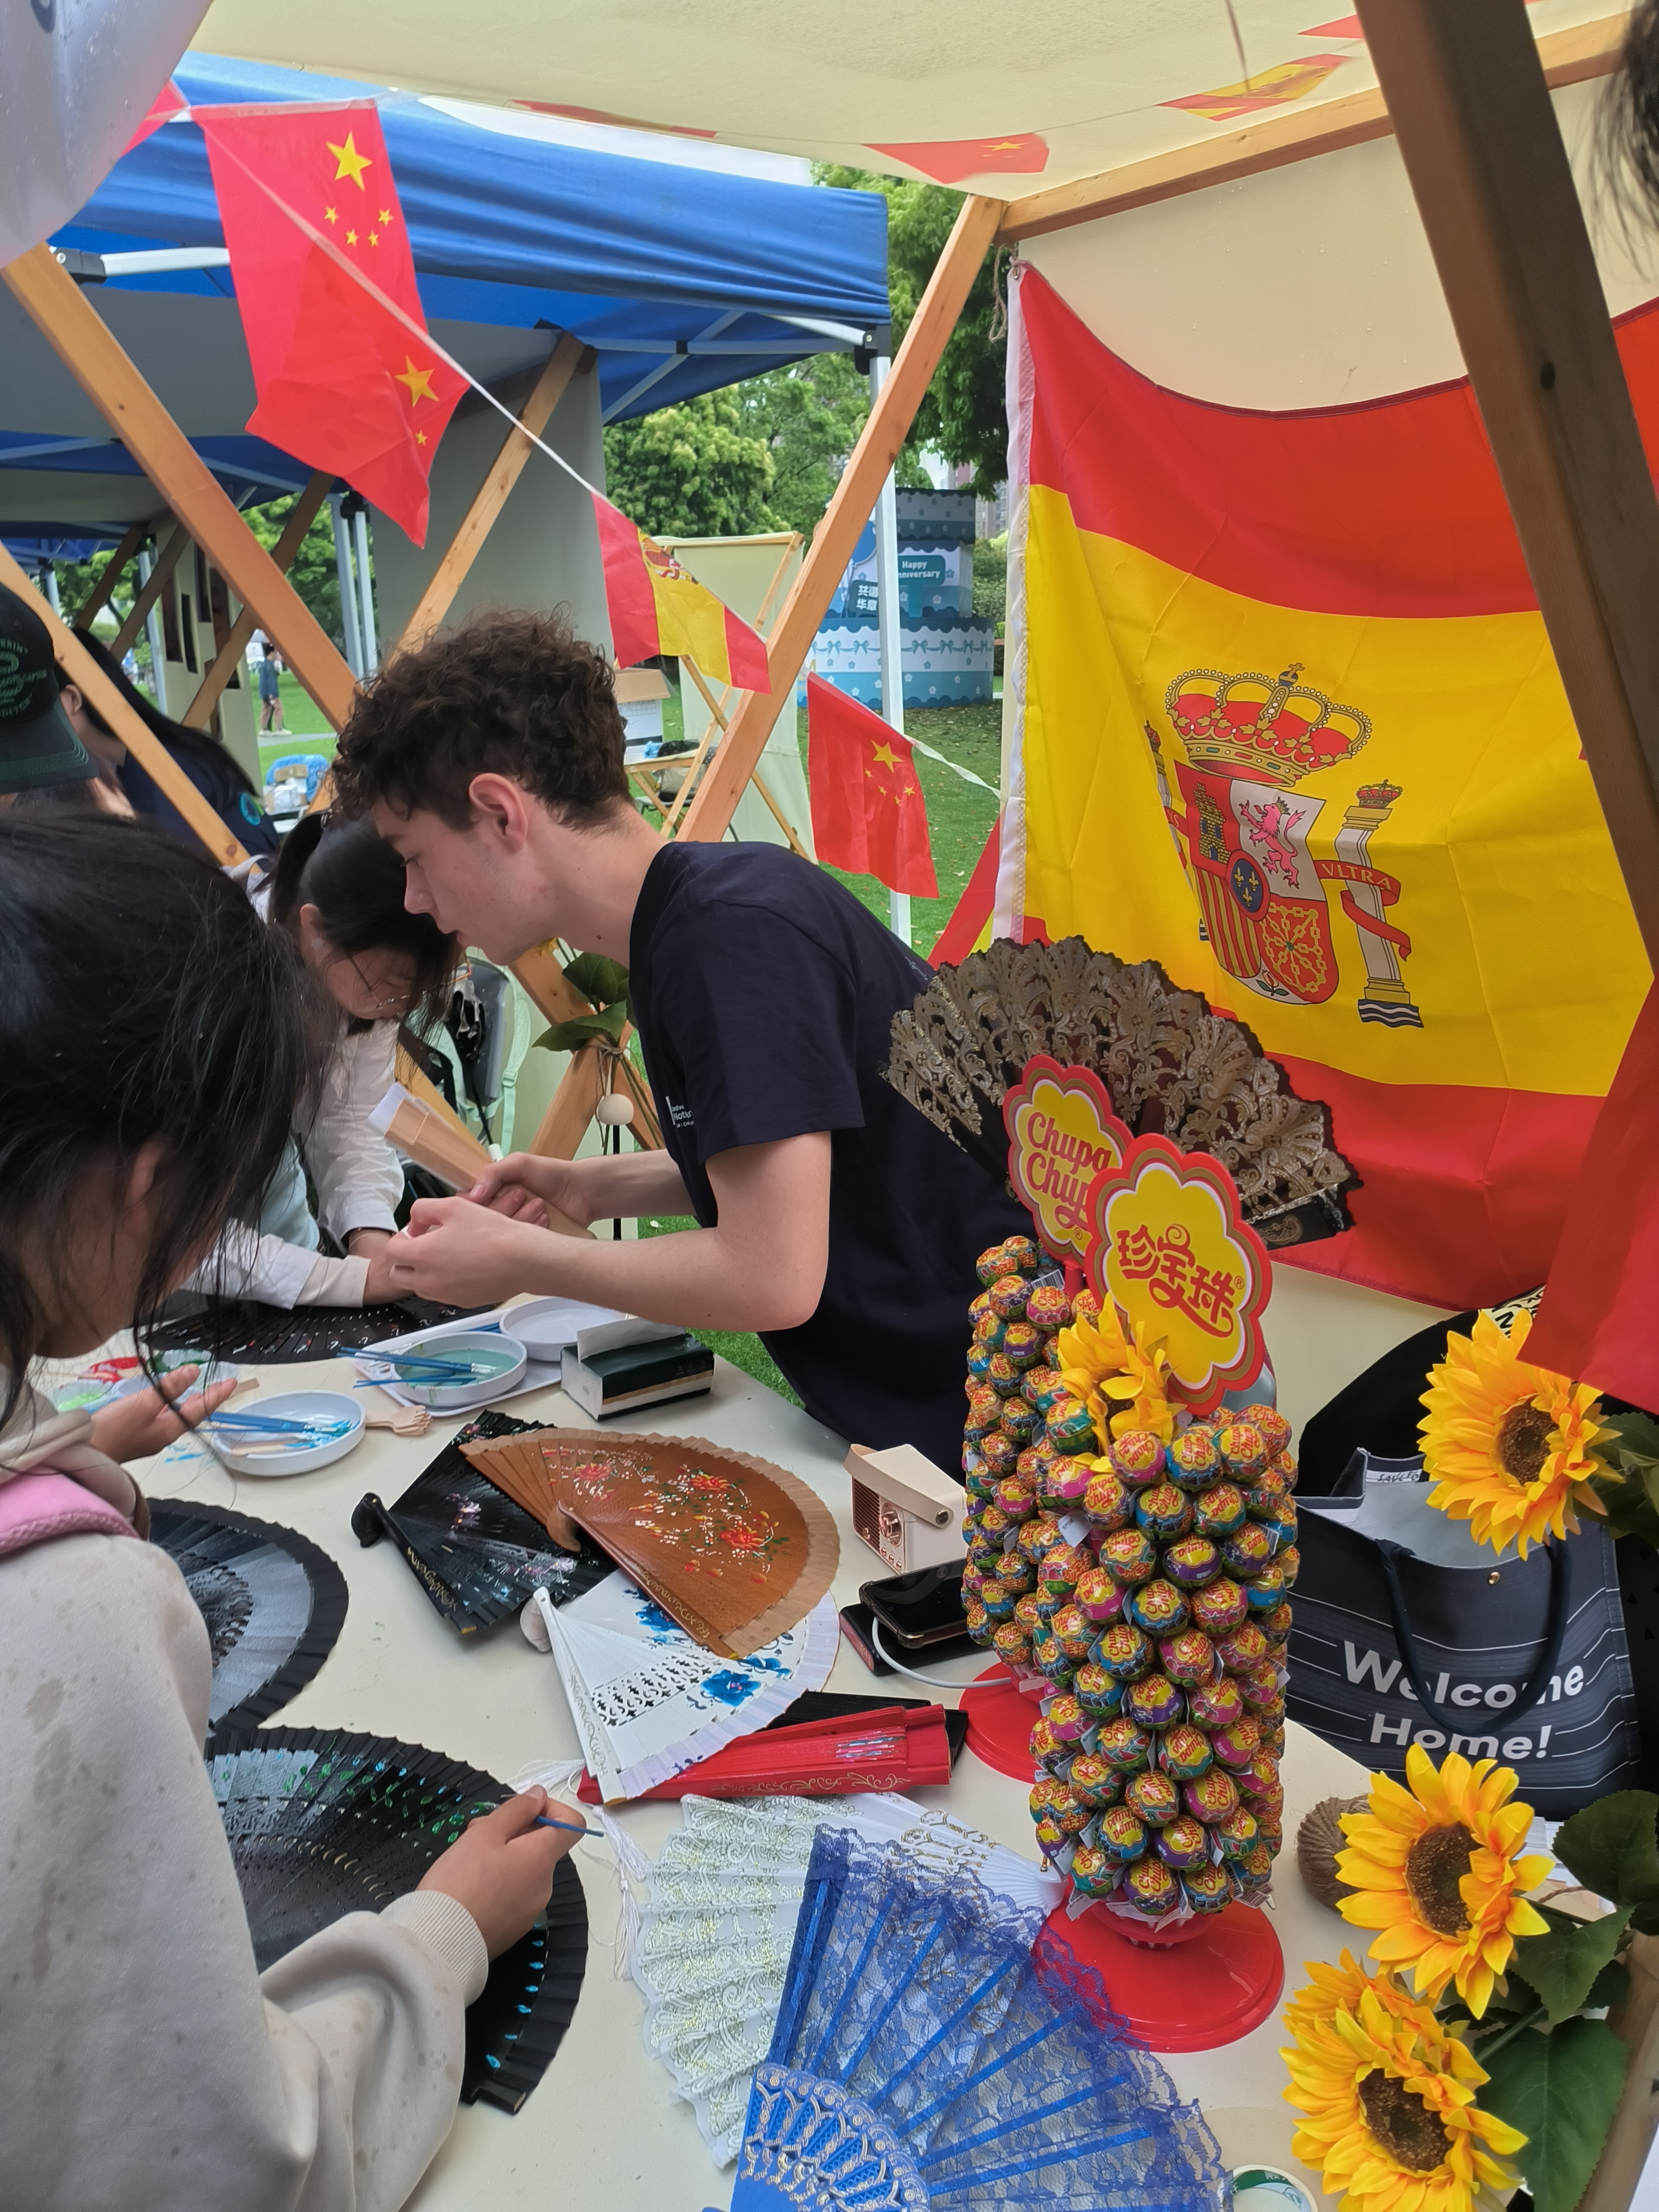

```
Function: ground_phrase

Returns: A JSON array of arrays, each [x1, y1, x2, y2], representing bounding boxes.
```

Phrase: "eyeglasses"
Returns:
[[343, 953, 414, 1016]]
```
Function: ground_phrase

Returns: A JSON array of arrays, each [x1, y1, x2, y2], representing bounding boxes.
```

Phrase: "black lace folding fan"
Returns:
[[353, 1410, 614, 1634], [885, 936, 1355, 1247], [208, 1727, 587, 2112], [146, 1294, 486, 1365], [150, 1500, 349, 1751]]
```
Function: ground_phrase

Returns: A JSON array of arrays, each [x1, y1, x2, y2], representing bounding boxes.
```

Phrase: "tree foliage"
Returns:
[[816, 166, 1009, 497], [602, 389, 778, 539], [243, 502, 345, 649]]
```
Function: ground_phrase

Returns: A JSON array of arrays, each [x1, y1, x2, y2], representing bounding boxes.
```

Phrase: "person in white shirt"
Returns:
[[191, 812, 462, 1310]]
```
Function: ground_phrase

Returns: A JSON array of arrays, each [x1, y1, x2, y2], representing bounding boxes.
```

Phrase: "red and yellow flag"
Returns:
[[1001, 267, 1657, 1311], [595, 497, 770, 691], [807, 675, 937, 898], [199, 102, 464, 545]]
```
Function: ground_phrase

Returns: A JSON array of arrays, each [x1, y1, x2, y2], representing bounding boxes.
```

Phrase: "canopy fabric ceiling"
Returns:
[[193, 0, 1616, 197]]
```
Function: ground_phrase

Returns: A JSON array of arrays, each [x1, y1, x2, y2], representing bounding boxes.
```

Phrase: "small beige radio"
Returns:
[[845, 1442, 964, 1575]]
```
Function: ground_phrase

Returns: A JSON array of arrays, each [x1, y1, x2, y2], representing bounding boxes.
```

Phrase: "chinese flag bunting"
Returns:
[[594, 497, 770, 690], [807, 674, 938, 898], [867, 133, 1048, 184], [198, 102, 464, 545], [1528, 982, 1659, 1411]]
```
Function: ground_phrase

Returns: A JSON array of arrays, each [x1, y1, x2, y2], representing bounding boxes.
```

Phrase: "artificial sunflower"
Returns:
[[1335, 1745, 1552, 2017], [1283, 1953, 1525, 2212], [1055, 1308, 1177, 1443], [1419, 1307, 1615, 1557]]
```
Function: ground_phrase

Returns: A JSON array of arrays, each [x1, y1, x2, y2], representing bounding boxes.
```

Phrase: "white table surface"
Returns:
[[137, 1267, 1417, 2211]]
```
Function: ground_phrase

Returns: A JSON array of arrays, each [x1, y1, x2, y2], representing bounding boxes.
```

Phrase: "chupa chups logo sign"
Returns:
[[1082, 1133, 1271, 1414], [1001, 1056, 1132, 1263]]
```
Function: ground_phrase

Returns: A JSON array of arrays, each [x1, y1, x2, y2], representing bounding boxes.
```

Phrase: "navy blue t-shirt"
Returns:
[[629, 842, 1028, 1473]]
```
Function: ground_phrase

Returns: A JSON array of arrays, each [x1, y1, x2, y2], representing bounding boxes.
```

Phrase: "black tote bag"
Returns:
[[1289, 1485, 1642, 1818]]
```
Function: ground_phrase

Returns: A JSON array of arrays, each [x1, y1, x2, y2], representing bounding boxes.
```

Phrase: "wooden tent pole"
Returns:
[[1354, 0, 1659, 966], [509, 940, 665, 1155], [2, 244, 359, 730], [0, 542, 248, 866], [395, 332, 590, 652], [677, 193, 1006, 843], [72, 517, 148, 628], [999, 11, 1628, 243], [110, 521, 187, 659], [183, 469, 334, 729]]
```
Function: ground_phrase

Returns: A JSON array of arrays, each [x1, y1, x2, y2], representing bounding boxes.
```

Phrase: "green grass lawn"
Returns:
[[257, 674, 338, 785]]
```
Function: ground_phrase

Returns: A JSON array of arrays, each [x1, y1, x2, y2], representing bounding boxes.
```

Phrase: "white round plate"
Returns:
[[505, 1298, 623, 1362], [203, 1390, 365, 1478], [373, 1331, 528, 1410]]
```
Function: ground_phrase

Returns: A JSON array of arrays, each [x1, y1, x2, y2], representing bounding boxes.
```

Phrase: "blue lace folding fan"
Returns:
[[728, 1830, 1227, 2212]]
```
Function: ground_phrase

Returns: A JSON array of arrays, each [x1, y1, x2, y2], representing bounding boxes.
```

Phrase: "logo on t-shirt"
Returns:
[[665, 1096, 695, 1131]]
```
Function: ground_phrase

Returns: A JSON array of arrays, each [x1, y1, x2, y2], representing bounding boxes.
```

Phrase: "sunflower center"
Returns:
[[1496, 1399, 1554, 1483], [1403, 1822, 1475, 1935], [1358, 2069, 1451, 2173]]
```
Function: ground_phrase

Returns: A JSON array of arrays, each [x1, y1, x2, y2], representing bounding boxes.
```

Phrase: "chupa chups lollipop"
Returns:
[[1049, 1613, 1095, 1666], [1237, 1750, 1283, 1803], [961, 1562, 987, 1599], [1074, 1662, 1126, 1717], [966, 1342, 996, 1384], [1070, 1842, 1118, 1899], [1067, 1751, 1121, 1809], [990, 1274, 1033, 1323], [1094, 1716, 1152, 1772], [1274, 1545, 1300, 1590], [1134, 1482, 1193, 1541], [965, 1461, 1001, 1501], [969, 1293, 994, 1330], [1021, 1364, 1069, 1413], [1046, 1398, 1097, 1455], [1040, 1458, 1092, 1511], [965, 1385, 1001, 1437], [1216, 1421, 1267, 1478], [1019, 1512, 1064, 1564], [1033, 1812, 1067, 1862], [1210, 1719, 1262, 1771], [1187, 1676, 1244, 1731], [1072, 1287, 1102, 1325], [965, 1601, 989, 1644], [986, 1352, 1022, 1398], [1158, 1629, 1219, 1688], [1236, 1838, 1276, 1893], [1128, 1578, 1191, 1637], [1259, 1723, 1286, 1757], [1125, 1768, 1181, 1826], [979, 1433, 1019, 1479], [1245, 1563, 1287, 1613], [1220, 1521, 1273, 1578], [992, 1623, 1033, 1668], [1030, 1718, 1068, 1772], [1183, 1768, 1241, 1824], [1034, 1634, 1074, 1684], [965, 1531, 1000, 1572], [994, 1478, 1038, 1524], [1046, 1695, 1090, 1743], [1029, 1777, 1068, 1825], [1002, 1319, 1043, 1367], [1168, 1427, 1219, 1491], [1098, 1805, 1148, 1862], [1215, 1804, 1259, 1860], [1239, 1404, 1292, 1458], [1157, 1724, 1213, 1782], [1163, 1535, 1222, 1589], [1026, 1283, 1072, 1334], [1122, 1857, 1181, 1917], [1191, 1576, 1249, 1637], [1081, 1468, 1134, 1532], [1002, 1235, 1042, 1273], [1011, 1593, 1044, 1636], [1050, 1784, 1094, 1836], [975, 1244, 1017, 1287], [1099, 1528, 1157, 1586], [1193, 1483, 1246, 1539], [1076, 1566, 1126, 1623], [1109, 1431, 1165, 1489], [973, 1308, 1006, 1351], [1216, 1621, 1270, 1675], [1000, 1399, 1040, 1447], [980, 1583, 1016, 1623], [1181, 1863, 1233, 1914], [1095, 1623, 1153, 1681], [1124, 1674, 1185, 1731], [1269, 1448, 1299, 1490], [1155, 1815, 1211, 1871]]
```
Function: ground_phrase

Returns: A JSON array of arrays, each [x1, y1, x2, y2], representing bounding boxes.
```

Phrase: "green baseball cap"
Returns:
[[0, 582, 94, 794]]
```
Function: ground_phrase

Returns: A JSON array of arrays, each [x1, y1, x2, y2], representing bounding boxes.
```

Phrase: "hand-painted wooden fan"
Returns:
[[884, 936, 1354, 1246], [460, 1427, 840, 1658], [353, 1410, 613, 1633], [208, 1727, 586, 2113], [150, 1499, 348, 1750]]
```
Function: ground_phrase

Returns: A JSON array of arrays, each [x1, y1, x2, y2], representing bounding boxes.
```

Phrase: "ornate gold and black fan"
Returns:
[[884, 936, 1354, 1247]]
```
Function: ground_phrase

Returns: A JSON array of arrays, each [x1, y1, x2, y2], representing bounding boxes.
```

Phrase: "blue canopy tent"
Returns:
[[1, 51, 890, 551]]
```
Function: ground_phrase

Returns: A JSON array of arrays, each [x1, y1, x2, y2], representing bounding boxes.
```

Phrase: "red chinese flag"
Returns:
[[198, 103, 464, 545], [807, 675, 938, 899], [1528, 982, 1659, 1409]]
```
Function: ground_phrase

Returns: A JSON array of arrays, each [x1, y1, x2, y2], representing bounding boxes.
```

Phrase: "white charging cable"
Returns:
[[868, 1620, 988, 1691]]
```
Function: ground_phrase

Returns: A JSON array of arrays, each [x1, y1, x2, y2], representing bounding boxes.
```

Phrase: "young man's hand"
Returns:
[[88, 1365, 241, 1463], [466, 1151, 592, 1229], [383, 1198, 553, 1305], [417, 1786, 578, 1958]]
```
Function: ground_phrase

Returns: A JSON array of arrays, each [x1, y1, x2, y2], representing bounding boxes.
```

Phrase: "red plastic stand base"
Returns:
[[959, 1662, 1046, 1780], [1044, 1897, 1285, 2052]]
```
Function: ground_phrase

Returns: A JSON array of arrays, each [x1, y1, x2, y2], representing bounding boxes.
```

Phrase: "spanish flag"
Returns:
[[595, 497, 770, 691], [1001, 267, 1656, 1311]]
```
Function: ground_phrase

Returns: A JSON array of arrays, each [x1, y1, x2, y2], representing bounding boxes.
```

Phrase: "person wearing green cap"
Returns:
[[0, 581, 102, 799]]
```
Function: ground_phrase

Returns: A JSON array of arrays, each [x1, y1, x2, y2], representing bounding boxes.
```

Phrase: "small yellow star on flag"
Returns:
[[324, 205, 338, 224], [379, 208, 393, 225], [326, 131, 373, 188], [369, 232, 379, 246], [415, 430, 428, 446], [396, 358, 437, 406], [346, 228, 359, 245], [871, 741, 900, 770]]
